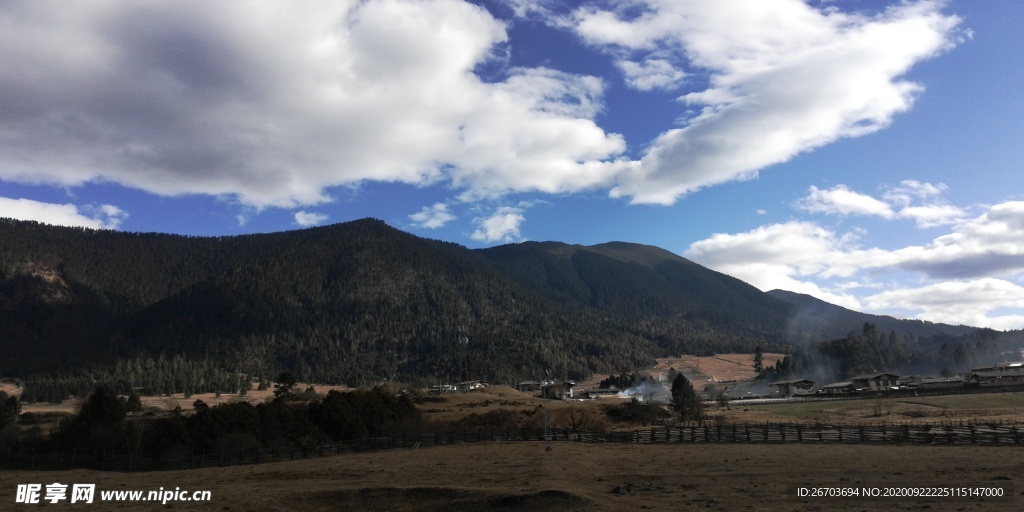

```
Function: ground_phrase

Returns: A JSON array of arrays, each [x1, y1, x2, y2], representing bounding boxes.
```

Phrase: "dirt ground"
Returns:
[[2, 442, 1020, 511]]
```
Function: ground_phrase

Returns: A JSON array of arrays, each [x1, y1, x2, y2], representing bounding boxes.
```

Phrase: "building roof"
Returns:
[[850, 373, 901, 381], [821, 381, 853, 389], [771, 379, 815, 386], [919, 376, 964, 384], [970, 362, 1024, 372], [973, 371, 1024, 378]]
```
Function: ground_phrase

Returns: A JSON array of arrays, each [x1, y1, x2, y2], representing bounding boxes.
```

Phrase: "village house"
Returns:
[[541, 380, 576, 400], [579, 387, 620, 400], [917, 375, 964, 391], [819, 381, 854, 395], [515, 381, 542, 393], [850, 373, 901, 392], [456, 380, 487, 392], [430, 383, 458, 394], [969, 362, 1024, 387], [769, 379, 816, 397]]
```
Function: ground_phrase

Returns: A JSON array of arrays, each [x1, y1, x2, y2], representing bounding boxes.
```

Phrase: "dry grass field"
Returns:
[[5, 357, 1024, 511], [652, 353, 786, 383], [2, 442, 1020, 511]]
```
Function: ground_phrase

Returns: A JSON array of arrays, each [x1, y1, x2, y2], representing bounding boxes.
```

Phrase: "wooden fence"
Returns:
[[4, 420, 1022, 473]]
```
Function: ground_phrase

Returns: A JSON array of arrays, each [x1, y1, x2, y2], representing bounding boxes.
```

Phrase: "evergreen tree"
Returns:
[[126, 390, 143, 413], [0, 392, 18, 428], [239, 375, 253, 397], [274, 371, 297, 399], [753, 346, 764, 377], [670, 373, 702, 422]]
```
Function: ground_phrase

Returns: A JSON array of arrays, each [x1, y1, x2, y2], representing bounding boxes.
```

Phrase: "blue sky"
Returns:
[[1, 0, 1022, 330]]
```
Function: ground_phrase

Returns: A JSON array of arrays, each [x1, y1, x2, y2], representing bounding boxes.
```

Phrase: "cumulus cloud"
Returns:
[[894, 201, 1024, 279], [294, 211, 328, 227], [898, 203, 968, 228], [683, 221, 872, 309], [0, 0, 626, 208], [409, 203, 456, 229], [883, 179, 948, 206], [616, 58, 686, 91], [567, 0, 963, 204], [884, 180, 966, 227], [0, 0, 964, 216], [684, 200, 1024, 329], [0, 197, 127, 229], [796, 185, 896, 218], [471, 206, 526, 243], [864, 279, 1024, 331], [794, 181, 966, 227]]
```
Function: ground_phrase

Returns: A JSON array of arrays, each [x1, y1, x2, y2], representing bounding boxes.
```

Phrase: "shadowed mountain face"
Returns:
[[0, 218, 978, 383]]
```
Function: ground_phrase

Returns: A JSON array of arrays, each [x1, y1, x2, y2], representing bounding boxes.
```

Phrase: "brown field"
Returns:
[[571, 353, 787, 391], [2, 442, 1020, 511], [651, 353, 786, 383], [5, 357, 1024, 510]]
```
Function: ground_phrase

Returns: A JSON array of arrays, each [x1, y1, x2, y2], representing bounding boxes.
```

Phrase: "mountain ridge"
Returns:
[[0, 217, 985, 383]]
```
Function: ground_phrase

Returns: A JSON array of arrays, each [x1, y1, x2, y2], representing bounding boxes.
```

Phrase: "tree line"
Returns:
[[18, 355, 259, 405], [6, 382, 420, 461]]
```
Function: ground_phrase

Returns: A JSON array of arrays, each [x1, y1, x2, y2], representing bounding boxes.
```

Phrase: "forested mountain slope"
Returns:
[[0, 217, 986, 384]]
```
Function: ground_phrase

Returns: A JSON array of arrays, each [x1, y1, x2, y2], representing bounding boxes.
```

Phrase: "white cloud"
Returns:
[[409, 203, 456, 229], [796, 185, 895, 218], [883, 180, 966, 227], [569, 0, 963, 204], [0, 0, 626, 208], [864, 279, 1024, 330], [616, 58, 686, 91], [294, 211, 328, 227], [882, 179, 948, 206], [683, 221, 872, 308], [898, 203, 967, 228], [470, 206, 526, 243], [894, 201, 1024, 279], [795, 182, 966, 227], [0, 0, 964, 216], [683, 200, 1024, 330], [0, 197, 126, 229]]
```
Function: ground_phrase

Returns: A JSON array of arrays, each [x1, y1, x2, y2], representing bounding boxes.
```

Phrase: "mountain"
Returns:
[[0, 217, 984, 384], [767, 289, 978, 340]]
